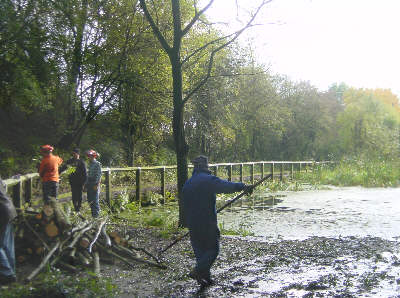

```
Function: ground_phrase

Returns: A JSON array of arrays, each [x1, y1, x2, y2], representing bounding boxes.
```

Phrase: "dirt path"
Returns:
[[96, 228, 400, 297]]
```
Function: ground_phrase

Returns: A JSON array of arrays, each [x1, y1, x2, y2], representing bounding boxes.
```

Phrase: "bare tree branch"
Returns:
[[183, 0, 271, 104], [182, 0, 215, 36], [181, 31, 237, 65], [139, 0, 171, 54]]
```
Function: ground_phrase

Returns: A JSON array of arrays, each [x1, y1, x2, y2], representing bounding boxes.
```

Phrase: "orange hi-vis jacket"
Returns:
[[39, 154, 63, 182]]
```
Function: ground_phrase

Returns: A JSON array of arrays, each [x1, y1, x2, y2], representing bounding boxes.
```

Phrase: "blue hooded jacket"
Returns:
[[182, 168, 245, 229]]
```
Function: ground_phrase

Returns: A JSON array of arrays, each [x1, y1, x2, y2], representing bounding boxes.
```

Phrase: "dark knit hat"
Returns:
[[192, 155, 208, 169], [72, 148, 80, 154]]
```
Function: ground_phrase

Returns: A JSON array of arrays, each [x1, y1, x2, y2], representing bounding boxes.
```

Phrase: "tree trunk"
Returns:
[[126, 134, 135, 167], [171, 53, 189, 227]]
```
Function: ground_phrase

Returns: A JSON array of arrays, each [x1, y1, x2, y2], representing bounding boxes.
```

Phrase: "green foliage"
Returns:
[[337, 88, 400, 159], [144, 214, 164, 227], [126, 201, 140, 212], [219, 221, 255, 237], [163, 191, 177, 203], [118, 200, 181, 239], [142, 191, 164, 206], [297, 159, 400, 187], [0, 271, 118, 298], [110, 189, 131, 212]]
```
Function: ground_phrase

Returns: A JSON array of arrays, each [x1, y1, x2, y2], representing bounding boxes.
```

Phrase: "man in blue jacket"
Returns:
[[182, 155, 252, 287]]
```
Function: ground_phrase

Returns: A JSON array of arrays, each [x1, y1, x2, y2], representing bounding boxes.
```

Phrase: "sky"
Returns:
[[205, 0, 400, 96]]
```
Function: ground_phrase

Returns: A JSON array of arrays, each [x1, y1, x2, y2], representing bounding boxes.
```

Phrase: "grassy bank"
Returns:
[[297, 159, 400, 187]]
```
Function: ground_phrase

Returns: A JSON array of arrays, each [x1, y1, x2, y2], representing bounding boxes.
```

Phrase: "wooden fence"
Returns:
[[3, 161, 322, 209]]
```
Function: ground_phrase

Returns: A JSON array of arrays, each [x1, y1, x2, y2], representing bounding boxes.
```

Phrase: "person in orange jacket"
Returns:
[[38, 145, 63, 204]]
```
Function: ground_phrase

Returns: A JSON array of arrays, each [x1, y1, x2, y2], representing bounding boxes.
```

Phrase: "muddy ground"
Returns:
[[7, 224, 400, 297], [86, 227, 400, 297]]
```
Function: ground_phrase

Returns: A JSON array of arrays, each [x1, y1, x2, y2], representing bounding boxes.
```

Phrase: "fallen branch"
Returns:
[[23, 218, 50, 251], [26, 241, 61, 282], [67, 223, 93, 249], [89, 218, 108, 253], [56, 261, 78, 273], [111, 244, 167, 269], [97, 243, 136, 269], [69, 220, 89, 235], [101, 226, 112, 247], [49, 197, 71, 230], [76, 252, 90, 266], [93, 251, 100, 276], [128, 241, 161, 263]]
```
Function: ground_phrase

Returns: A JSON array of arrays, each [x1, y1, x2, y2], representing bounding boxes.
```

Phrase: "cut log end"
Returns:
[[45, 223, 59, 238]]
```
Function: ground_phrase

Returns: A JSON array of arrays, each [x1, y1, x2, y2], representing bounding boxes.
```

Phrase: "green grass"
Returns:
[[296, 159, 400, 187], [219, 221, 255, 237], [0, 270, 118, 298]]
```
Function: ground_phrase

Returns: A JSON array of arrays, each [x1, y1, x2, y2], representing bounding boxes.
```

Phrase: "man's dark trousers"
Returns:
[[71, 184, 84, 212], [189, 223, 220, 279], [42, 181, 58, 203]]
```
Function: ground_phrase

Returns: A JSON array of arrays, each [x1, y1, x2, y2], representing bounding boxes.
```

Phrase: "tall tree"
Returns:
[[139, 0, 270, 225], [336, 88, 400, 159]]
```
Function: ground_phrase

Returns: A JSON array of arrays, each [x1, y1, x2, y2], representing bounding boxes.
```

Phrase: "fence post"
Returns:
[[228, 165, 232, 181], [214, 165, 218, 177], [105, 170, 111, 207], [299, 163, 302, 173], [290, 163, 294, 180], [280, 163, 283, 181], [271, 163, 274, 181], [251, 163, 254, 184], [12, 180, 22, 208], [240, 164, 243, 182], [261, 162, 264, 178], [136, 168, 141, 205], [161, 167, 166, 204], [24, 178, 32, 205]]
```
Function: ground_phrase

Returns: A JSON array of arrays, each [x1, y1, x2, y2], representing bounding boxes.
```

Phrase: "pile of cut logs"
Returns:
[[15, 198, 165, 282]]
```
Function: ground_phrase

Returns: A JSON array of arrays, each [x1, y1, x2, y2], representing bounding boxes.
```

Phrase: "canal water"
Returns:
[[219, 186, 400, 241], [209, 186, 400, 297]]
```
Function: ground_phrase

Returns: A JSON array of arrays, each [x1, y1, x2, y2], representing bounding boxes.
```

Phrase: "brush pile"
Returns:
[[15, 198, 165, 281]]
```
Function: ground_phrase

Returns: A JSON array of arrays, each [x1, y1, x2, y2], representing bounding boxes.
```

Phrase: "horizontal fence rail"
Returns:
[[4, 161, 328, 209]]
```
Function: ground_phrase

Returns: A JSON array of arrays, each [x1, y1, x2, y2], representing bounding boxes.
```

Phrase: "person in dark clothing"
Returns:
[[85, 150, 102, 218], [59, 148, 87, 212], [0, 178, 17, 285], [182, 155, 252, 287]]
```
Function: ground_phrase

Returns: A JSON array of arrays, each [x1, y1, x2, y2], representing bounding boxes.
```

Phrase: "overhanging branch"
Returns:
[[181, 32, 237, 65], [182, 0, 215, 36], [139, 0, 172, 54], [182, 0, 271, 104]]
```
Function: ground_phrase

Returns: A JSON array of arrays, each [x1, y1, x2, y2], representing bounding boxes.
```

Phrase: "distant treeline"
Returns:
[[1, 0, 399, 177]]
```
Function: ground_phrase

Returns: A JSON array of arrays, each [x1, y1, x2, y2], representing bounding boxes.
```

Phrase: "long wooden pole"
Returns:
[[158, 174, 272, 257]]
